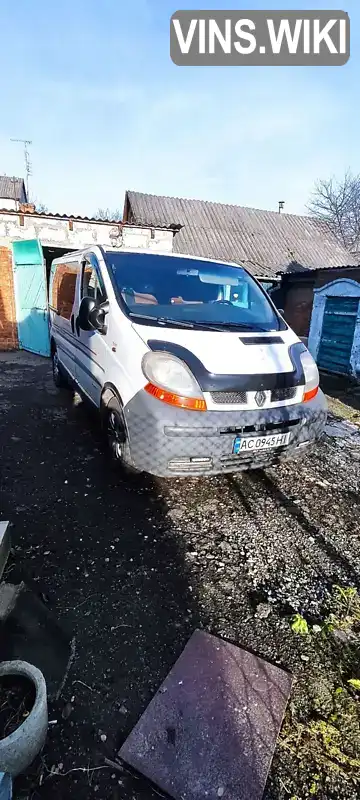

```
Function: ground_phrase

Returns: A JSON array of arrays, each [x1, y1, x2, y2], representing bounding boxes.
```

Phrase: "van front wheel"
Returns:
[[104, 396, 138, 474]]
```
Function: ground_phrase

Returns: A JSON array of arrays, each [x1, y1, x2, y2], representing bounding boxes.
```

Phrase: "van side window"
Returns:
[[51, 262, 78, 320], [81, 258, 107, 305]]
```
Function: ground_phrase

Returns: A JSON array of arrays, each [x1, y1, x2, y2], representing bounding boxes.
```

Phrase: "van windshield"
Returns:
[[104, 251, 283, 332]]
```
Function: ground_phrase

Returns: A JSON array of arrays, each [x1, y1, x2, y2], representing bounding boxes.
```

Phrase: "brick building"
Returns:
[[0, 175, 27, 211], [0, 246, 18, 349], [0, 205, 177, 352]]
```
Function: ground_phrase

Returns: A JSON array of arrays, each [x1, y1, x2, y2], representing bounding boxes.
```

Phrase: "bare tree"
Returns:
[[308, 170, 360, 257], [35, 202, 49, 213], [94, 207, 122, 221]]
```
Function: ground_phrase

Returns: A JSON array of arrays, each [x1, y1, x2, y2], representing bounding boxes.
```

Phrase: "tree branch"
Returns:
[[308, 171, 360, 256]]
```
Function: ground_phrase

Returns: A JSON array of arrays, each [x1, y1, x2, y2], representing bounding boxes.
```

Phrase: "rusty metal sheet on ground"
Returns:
[[119, 629, 293, 800]]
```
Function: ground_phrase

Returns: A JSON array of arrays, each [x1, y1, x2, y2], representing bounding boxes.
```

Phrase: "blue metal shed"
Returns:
[[309, 279, 360, 377]]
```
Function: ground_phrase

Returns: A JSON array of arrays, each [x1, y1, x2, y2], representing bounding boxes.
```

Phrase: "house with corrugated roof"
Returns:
[[0, 175, 27, 210], [123, 190, 357, 283]]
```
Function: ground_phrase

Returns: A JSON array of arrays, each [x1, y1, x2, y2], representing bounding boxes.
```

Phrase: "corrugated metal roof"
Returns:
[[124, 190, 358, 279], [0, 176, 27, 202]]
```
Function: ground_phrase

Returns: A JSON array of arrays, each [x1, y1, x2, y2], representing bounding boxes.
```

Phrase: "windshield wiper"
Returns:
[[130, 314, 226, 331], [129, 312, 196, 329], [129, 312, 271, 333], [180, 320, 226, 332], [201, 320, 269, 332]]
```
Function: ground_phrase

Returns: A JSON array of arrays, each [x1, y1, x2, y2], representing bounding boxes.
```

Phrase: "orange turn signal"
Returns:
[[303, 386, 319, 403], [145, 382, 207, 411]]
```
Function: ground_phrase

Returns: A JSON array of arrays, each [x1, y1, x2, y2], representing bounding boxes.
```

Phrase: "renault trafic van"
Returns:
[[49, 246, 327, 477]]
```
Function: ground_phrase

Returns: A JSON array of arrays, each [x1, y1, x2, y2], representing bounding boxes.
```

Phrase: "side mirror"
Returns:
[[78, 297, 108, 333]]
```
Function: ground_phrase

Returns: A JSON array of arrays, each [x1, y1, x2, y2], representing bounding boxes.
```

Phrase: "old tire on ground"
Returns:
[[0, 661, 48, 777]]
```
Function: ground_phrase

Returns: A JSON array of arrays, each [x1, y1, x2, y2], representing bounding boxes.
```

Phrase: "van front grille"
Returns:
[[219, 419, 300, 436], [210, 391, 247, 405], [271, 387, 297, 402], [220, 450, 286, 467], [210, 386, 298, 405]]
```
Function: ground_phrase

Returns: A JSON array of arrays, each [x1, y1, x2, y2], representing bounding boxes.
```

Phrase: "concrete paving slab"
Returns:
[[119, 630, 293, 800]]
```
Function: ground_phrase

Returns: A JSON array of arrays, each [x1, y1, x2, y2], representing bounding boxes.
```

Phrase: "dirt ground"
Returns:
[[1, 353, 360, 800]]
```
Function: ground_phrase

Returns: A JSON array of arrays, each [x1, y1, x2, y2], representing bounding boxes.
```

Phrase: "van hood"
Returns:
[[132, 322, 299, 376]]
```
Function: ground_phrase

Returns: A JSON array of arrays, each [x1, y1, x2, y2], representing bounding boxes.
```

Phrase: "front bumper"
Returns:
[[123, 389, 327, 478]]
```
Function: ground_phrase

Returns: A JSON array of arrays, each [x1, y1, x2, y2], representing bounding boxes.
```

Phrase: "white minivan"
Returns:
[[49, 246, 327, 477]]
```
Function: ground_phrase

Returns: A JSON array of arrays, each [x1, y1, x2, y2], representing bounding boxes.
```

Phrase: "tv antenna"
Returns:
[[10, 138, 32, 199]]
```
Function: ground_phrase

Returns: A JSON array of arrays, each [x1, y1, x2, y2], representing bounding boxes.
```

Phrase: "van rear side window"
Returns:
[[51, 262, 78, 320]]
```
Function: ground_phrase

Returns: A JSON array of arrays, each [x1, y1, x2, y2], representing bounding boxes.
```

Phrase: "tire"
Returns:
[[51, 346, 69, 389], [103, 395, 139, 474]]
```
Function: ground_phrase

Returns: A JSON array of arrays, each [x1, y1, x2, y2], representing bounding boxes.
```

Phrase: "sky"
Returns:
[[0, 0, 358, 217]]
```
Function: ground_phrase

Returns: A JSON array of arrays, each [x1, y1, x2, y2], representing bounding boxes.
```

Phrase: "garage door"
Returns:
[[317, 296, 359, 374]]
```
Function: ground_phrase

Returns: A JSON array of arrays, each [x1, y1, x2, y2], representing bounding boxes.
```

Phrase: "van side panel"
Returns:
[[49, 258, 80, 381], [50, 249, 149, 409]]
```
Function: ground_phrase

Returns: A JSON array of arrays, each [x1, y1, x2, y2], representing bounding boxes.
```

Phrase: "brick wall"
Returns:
[[283, 268, 360, 338], [283, 282, 315, 337], [314, 267, 360, 289], [0, 246, 18, 350]]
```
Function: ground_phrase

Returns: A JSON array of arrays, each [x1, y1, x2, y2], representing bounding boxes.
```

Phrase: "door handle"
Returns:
[[70, 314, 75, 334]]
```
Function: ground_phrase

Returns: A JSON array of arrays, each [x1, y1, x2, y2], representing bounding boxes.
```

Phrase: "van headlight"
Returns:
[[142, 351, 207, 411], [300, 350, 319, 402]]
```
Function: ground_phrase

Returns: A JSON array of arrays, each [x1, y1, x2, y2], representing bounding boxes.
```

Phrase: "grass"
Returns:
[[325, 395, 360, 426], [276, 586, 360, 798], [280, 688, 360, 790], [325, 586, 360, 634]]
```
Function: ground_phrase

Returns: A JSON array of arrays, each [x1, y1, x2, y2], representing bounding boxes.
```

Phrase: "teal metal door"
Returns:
[[317, 296, 359, 374], [12, 239, 50, 357]]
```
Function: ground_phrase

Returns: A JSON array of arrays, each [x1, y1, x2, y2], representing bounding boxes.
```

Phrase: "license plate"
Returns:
[[233, 431, 291, 454]]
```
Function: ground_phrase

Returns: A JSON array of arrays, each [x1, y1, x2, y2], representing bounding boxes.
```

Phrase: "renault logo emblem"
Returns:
[[255, 390, 266, 408]]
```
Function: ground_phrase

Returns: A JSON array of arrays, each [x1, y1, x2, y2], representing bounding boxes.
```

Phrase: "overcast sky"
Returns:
[[0, 0, 358, 217]]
